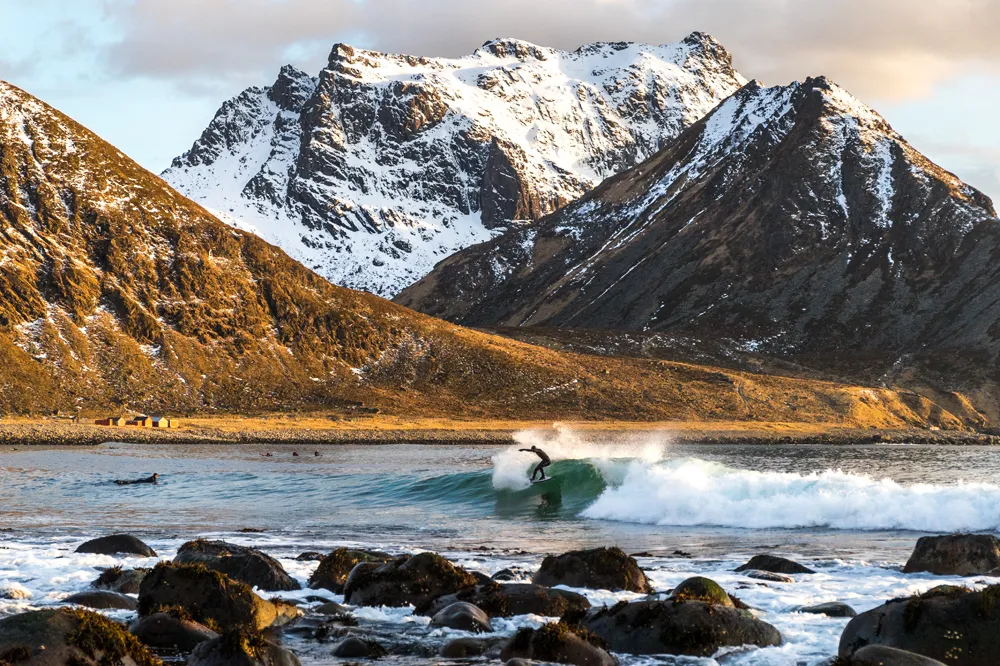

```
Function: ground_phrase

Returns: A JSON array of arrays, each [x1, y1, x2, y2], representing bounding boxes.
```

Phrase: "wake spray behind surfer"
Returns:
[[519, 446, 551, 481]]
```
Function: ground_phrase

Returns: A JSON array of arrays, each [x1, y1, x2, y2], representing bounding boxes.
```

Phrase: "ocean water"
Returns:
[[2, 428, 999, 665]]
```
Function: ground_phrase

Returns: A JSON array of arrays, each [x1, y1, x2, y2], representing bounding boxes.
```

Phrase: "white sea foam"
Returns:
[[491, 425, 668, 490], [582, 457, 1000, 532]]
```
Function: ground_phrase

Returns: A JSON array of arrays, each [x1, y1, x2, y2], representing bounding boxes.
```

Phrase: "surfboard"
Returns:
[[531, 477, 554, 484]]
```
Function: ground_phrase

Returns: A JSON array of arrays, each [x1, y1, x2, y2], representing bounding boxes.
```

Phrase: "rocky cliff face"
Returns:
[[163, 33, 746, 297], [397, 77, 1000, 359]]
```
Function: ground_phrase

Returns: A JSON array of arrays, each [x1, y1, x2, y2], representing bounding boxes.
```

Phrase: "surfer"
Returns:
[[114, 473, 158, 486], [519, 446, 551, 481]]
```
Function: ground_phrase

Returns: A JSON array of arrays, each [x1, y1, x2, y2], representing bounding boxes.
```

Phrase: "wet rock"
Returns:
[[440, 637, 487, 658], [0, 584, 31, 600], [533, 547, 652, 593], [839, 584, 1000, 664], [313, 602, 351, 616], [745, 570, 794, 583], [188, 628, 300, 666], [93, 567, 149, 595], [585, 596, 782, 656], [734, 554, 815, 575], [307, 548, 393, 595], [0, 608, 159, 666], [845, 645, 947, 665], [294, 552, 324, 562], [800, 602, 857, 618], [492, 567, 531, 582], [431, 602, 492, 633], [130, 611, 219, 651], [902, 534, 1000, 576], [419, 582, 591, 618], [64, 591, 138, 611], [343, 552, 477, 608], [471, 571, 493, 585], [505, 660, 532, 666], [331, 637, 387, 659], [175, 540, 300, 592], [76, 535, 157, 558], [501, 622, 615, 666], [138, 562, 302, 631], [670, 577, 734, 606]]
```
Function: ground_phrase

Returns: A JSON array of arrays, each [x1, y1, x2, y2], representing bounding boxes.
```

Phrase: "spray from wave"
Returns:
[[491, 425, 668, 491], [581, 457, 1000, 533]]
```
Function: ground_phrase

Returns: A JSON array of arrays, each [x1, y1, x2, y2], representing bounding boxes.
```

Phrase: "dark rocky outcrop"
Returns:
[[331, 637, 387, 659], [745, 570, 794, 583], [294, 552, 324, 562], [64, 591, 139, 611], [735, 555, 815, 575], [842, 645, 947, 665], [343, 553, 477, 608], [93, 567, 150, 594], [306, 548, 392, 594], [839, 584, 1000, 665], [130, 611, 219, 651], [501, 623, 615, 666], [440, 637, 488, 658], [430, 602, 493, 633], [902, 535, 1000, 576], [175, 540, 300, 592], [533, 547, 652, 593], [418, 583, 591, 619], [76, 535, 156, 558], [585, 593, 782, 656], [0, 608, 160, 666], [492, 568, 531, 582], [137, 563, 301, 631], [188, 629, 300, 666], [800, 602, 857, 618]]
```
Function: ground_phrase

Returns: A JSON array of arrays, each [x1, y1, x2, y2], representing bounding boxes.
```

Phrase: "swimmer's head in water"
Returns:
[[152, 473, 159, 480]]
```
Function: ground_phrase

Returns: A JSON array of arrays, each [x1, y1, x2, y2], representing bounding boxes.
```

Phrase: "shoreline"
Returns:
[[0, 416, 998, 447]]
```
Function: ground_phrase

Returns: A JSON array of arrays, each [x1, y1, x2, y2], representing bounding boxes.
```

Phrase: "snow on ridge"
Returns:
[[163, 35, 747, 298]]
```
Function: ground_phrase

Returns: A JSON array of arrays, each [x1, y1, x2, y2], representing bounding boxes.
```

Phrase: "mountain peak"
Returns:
[[478, 37, 554, 60], [164, 34, 747, 298], [268, 64, 316, 111]]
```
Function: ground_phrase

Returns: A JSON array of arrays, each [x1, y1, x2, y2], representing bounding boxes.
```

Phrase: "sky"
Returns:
[[1, 0, 999, 205]]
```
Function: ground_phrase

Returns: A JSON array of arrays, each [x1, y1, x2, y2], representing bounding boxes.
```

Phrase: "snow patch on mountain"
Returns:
[[163, 34, 746, 297]]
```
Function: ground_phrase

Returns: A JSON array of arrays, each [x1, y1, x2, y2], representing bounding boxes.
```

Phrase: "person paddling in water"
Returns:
[[520, 446, 551, 481], [115, 473, 158, 486]]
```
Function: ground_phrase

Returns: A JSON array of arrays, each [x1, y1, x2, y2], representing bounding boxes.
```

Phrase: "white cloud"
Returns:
[[96, 0, 1000, 99]]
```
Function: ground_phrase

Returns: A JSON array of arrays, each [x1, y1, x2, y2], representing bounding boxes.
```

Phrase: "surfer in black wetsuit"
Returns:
[[519, 446, 551, 481], [114, 473, 158, 486]]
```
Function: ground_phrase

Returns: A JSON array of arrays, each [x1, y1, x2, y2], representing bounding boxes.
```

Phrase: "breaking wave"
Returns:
[[581, 457, 1000, 533]]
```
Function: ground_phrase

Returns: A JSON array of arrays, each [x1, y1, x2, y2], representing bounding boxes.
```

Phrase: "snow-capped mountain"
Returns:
[[163, 33, 746, 297], [397, 77, 1000, 357]]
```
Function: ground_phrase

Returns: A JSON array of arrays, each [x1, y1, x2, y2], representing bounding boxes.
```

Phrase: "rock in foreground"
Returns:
[[418, 583, 590, 618], [843, 645, 947, 665], [138, 563, 301, 631], [430, 602, 492, 633], [130, 611, 219, 652], [188, 629, 300, 666], [343, 552, 477, 608], [840, 584, 1000, 665], [734, 554, 815, 575], [902, 535, 1000, 576], [64, 591, 139, 611], [501, 623, 615, 666], [93, 567, 150, 594], [0, 608, 159, 666], [533, 547, 652, 593], [586, 596, 782, 656], [307, 548, 392, 594], [175, 540, 300, 592], [76, 535, 157, 558]]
